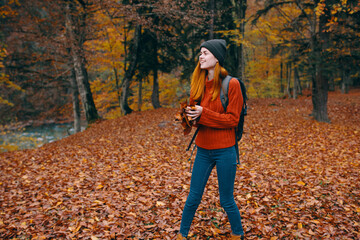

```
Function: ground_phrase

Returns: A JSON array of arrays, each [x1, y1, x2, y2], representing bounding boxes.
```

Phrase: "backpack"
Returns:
[[186, 75, 247, 170], [220, 75, 248, 143]]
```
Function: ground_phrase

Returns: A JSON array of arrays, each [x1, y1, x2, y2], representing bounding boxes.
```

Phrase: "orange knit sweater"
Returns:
[[190, 77, 243, 150]]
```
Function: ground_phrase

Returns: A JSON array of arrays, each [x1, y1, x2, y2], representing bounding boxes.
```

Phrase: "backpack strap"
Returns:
[[186, 99, 201, 172], [220, 75, 232, 112], [186, 127, 199, 151], [186, 127, 199, 173], [220, 75, 242, 164]]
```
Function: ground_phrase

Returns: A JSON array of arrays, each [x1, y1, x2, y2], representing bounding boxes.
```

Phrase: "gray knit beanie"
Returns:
[[200, 39, 227, 66]]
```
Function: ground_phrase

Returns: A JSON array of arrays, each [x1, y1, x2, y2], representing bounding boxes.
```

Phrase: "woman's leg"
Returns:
[[215, 146, 244, 236], [179, 147, 215, 237]]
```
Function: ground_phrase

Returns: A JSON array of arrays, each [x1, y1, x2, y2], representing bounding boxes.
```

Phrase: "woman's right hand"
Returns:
[[185, 105, 203, 120]]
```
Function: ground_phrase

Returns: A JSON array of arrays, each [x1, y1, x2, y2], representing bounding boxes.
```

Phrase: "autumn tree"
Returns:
[[0, 2, 24, 110], [117, 0, 208, 112], [0, 0, 102, 130], [121, 24, 141, 115], [205, 0, 249, 79], [326, 0, 360, 93], [251, 0, 360, 122], [69, 68, 81, 132], [0, 0, 73, 123], [64, 0, 100, 124], [4, 0, 358, 126], [230, 0, 247, 80], [2, 0, 249, 122], [0, 49, 24, 109]]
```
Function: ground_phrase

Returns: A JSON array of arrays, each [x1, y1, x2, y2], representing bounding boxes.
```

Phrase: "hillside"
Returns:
[[0, 91, 359, 239]]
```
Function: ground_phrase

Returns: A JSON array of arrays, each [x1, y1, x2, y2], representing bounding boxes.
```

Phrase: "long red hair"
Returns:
[[190, 62, 228, 102]]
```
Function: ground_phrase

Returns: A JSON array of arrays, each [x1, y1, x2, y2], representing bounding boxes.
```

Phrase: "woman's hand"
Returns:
[[186, 105, 203, 120]]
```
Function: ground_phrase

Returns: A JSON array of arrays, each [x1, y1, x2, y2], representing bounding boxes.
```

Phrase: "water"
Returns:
[[0, 122, 83, 152]]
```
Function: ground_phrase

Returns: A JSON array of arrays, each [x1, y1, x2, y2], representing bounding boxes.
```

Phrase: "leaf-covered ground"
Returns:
[[1, 91, 359, 239]]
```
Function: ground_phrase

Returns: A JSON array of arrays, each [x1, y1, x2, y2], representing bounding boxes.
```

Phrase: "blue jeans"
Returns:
[[180, 146, 244, 237]]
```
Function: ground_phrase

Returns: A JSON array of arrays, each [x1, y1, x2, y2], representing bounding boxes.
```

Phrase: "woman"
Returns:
[[177, 39, 244, 239]]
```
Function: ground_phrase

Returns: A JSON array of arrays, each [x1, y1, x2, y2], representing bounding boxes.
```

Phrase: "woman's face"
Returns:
[[199, 47, 218, 70]]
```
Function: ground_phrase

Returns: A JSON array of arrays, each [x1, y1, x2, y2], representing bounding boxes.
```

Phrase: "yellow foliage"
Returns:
[[1, 48, 24, 106], [89, 69, 189, 119], [104, 108, 122, 120], [0, 1, 18, 18], [128, 73, 189, 112], [159, 74, 188, 107], [315, 2, 326, 16], [0, 96, 14, 106], [246, 53, 283, 98], [90, 76, 121, 118], [244, 2, 311, 98], [84, 10, 127, 72]]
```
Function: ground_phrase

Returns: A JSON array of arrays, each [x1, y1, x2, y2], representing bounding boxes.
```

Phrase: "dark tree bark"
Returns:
[[151, 37, 161, 109], [121, 74, 133, 114], [340, 59, 350, 94], [310, 13, 330, 122], [280, 60, 284, 93], [253, 0, 332, 122], [209, 0, 214, 39], [341, 70, 350, 94], [138, 77, 143, 111], [329, 75, 335, 92], [65, 0, 99, 124], [113, 67, 121, 109], [121, 24, 141, 115], [286, 62, 292, 98], [293, 66, 301, 99], [231, 0, 247, 79], [238, 0, 247, 80], [70, 68, 81, 133], [311, 67, 330, 122]]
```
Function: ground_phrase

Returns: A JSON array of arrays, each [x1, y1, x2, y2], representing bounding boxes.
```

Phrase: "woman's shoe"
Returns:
[[231, 233, 245, 240], [176, 233, 187, 240]]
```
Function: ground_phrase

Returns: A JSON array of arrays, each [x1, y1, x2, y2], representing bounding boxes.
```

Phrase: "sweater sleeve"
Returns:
[[197, 78, 243, 129]]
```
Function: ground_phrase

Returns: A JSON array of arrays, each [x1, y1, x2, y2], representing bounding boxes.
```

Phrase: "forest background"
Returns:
[[0, 0, 360, 239], [1, 0, 359, 137]]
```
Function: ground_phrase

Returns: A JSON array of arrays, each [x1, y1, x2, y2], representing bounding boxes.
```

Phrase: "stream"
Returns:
[[0, 122, 84, 152]]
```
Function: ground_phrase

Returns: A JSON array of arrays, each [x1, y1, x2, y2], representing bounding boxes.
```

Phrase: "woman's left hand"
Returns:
[[186, 105, 203, 120]]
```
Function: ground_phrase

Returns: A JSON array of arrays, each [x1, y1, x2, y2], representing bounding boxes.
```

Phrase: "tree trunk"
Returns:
[[70, 68, 81, 133], [311, 53, 330, 122], [238, 0, 247, 80], [65, 1, 99, 124], [293, 66, 297, 99], [329, 75, 335, 91], [121, 76, 132, 114], [341, 64, 350, 94], [209, 0, 214, 39], [121, 24, 141, 115], [311, 66, 329, 122], [138, 77, 142, 111], [114, 67, 121, 108], [293, 66, 301, 99], [152, 68, 161, 109], [310, 13, 330, 122], [231, 0, 247, 78], [286, 62, 292, 98], [151, 37, 161, 109], [280, 60, 284, 93]]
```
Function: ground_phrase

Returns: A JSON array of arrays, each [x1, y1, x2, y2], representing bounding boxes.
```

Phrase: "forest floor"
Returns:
[[0, 90, 359, 239]]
